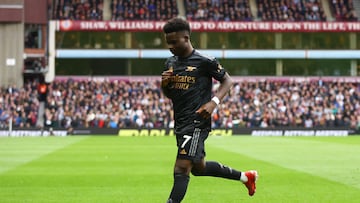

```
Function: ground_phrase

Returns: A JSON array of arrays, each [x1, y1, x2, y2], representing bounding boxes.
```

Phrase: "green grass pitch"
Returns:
[[0, 135, 359, 203]]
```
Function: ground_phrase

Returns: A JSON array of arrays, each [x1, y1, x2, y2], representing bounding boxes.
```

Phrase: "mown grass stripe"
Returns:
[[0, 136, 359, 203], [0, 136, 88, 174], [207, 136, 360, 189]]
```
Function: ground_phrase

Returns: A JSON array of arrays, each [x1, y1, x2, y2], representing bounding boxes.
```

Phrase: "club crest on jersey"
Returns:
[[217, 64, 223, 72], [185, 66, 197, 72]]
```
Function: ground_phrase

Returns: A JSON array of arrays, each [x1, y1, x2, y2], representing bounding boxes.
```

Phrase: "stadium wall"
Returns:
[[0, 24, 24, 87]]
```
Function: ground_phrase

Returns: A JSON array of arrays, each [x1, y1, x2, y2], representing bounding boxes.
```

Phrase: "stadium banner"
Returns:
[[55, 49, 360, 59], [244, 128, 357, 137], [57, 20, 360, 32], [0, 128, 118, 137], [0, 127, 358, 137], [54, 76, 360, 83], [117, 128, 233, 137], [0, 128, 68, 137]]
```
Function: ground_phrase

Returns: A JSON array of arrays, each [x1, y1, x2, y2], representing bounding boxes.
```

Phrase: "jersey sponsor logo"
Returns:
[[173, 82, 190, 90], [170, 75, 196, 83], [168, 75, 196, 90]]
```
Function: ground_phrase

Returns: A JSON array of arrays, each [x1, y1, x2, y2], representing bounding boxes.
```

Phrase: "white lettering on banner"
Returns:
[[322, 22, 346, 31], [347, 23, 360, 31], [284, 130, 315, 136], [251, 130, 349, 136], [303, 22, 321, 30], [251, 130, 283, 136], [315, 130, 348, 136], [155, 22, 166, 30], [80, 21, 108, 30], [202, 22, 216, 29], [272, 22, 302, 30], [108, 21, 154, 30], [59, 21, 360, 32], [190, 22, 203, 30], [0, 130, 67, 137]]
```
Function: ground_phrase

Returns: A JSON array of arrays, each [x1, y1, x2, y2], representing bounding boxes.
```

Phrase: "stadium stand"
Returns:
[[1, 79, 359, 130], [50, 0, 360, 21], [329, 0, 358, 21], [52, 0, 104, 20], [0, 82, 39, 128], [256, 0, 326, 21], [184, 0, 253, 21], [2, 0, 360, 133], [110, 0, 179, 20]]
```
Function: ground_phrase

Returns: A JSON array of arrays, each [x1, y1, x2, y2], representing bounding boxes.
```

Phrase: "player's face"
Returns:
[[165, 32, 188, 57]]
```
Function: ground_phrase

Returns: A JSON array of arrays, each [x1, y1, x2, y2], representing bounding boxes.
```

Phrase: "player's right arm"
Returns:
[[161, 69, 173, 98], [161, 60, 174, 99]]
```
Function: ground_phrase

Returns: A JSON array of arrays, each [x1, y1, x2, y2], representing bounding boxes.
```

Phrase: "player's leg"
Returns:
[[192, 160, 258, 195], [192, 160, 241, 180], [190, 130, 242, 180], [190, 129, 258, 196], [167, 158, 192, 203], [167, 130, 201, 203]]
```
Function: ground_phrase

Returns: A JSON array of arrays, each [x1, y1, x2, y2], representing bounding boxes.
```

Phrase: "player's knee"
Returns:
[[191, 167, 205, 176], [191, 161, 206, 176], [174, 165, 190, 175], [174, 159, 192, 174], [191, 169, 202, 176]]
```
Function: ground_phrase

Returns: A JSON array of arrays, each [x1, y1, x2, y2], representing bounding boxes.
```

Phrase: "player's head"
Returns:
[[163, 17, 192, 57]]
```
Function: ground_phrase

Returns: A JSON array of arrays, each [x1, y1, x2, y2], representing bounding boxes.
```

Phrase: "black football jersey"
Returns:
[[163, 50, 226, 134]]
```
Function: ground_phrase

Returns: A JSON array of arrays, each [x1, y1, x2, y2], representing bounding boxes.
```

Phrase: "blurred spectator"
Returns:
[[24, 58, 46, 73], [111, 0, 178, 20], [257, 0, 327, 21], [185, 0, 252, 21], [330, 0, 358, 21], [0, 81, 40, 128], [52, 0, 104, 20]]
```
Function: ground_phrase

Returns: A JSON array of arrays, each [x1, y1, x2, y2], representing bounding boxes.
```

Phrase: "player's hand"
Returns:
[[161, 70, 173, 87], [195, 101, 217, 119]]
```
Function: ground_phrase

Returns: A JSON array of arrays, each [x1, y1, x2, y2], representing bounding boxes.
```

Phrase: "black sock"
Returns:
[[168, 173, 190, 203], [194, 161, 241, 180]]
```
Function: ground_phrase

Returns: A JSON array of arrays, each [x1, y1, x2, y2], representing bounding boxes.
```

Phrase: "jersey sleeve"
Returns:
[[163, 58, 171, 71], [207, 58, 226, 82]]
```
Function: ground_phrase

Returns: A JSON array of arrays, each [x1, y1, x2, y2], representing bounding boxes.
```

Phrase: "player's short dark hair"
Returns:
[[163, 17, 191, 35]]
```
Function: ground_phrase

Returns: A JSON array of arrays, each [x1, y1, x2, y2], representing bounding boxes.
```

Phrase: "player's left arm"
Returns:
[[196, 61, 233, 119], [213, 72, 233, 102]]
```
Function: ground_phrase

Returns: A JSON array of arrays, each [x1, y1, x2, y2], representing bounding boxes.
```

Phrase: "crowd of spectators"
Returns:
[[257, 0, 327, 21], [111, 0, 178, 21], [0, 82, 40, 128], [1, 78, 360, 130], [49, 0, 360, 22], [185, 0, 252, 21], [330, 0, 358, 21], [52, 0, 104, 20]]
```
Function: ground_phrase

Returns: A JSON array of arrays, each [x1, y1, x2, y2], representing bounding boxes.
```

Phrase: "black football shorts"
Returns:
[[176, 128, 209, 163]]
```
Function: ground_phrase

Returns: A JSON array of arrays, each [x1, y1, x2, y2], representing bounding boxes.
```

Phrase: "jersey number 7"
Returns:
[[181, 135, 192, 148]]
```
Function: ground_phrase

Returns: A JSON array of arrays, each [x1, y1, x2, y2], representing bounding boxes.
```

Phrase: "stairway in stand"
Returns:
[[321, 0, 335, 21], [352, 0, 360, 20]]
